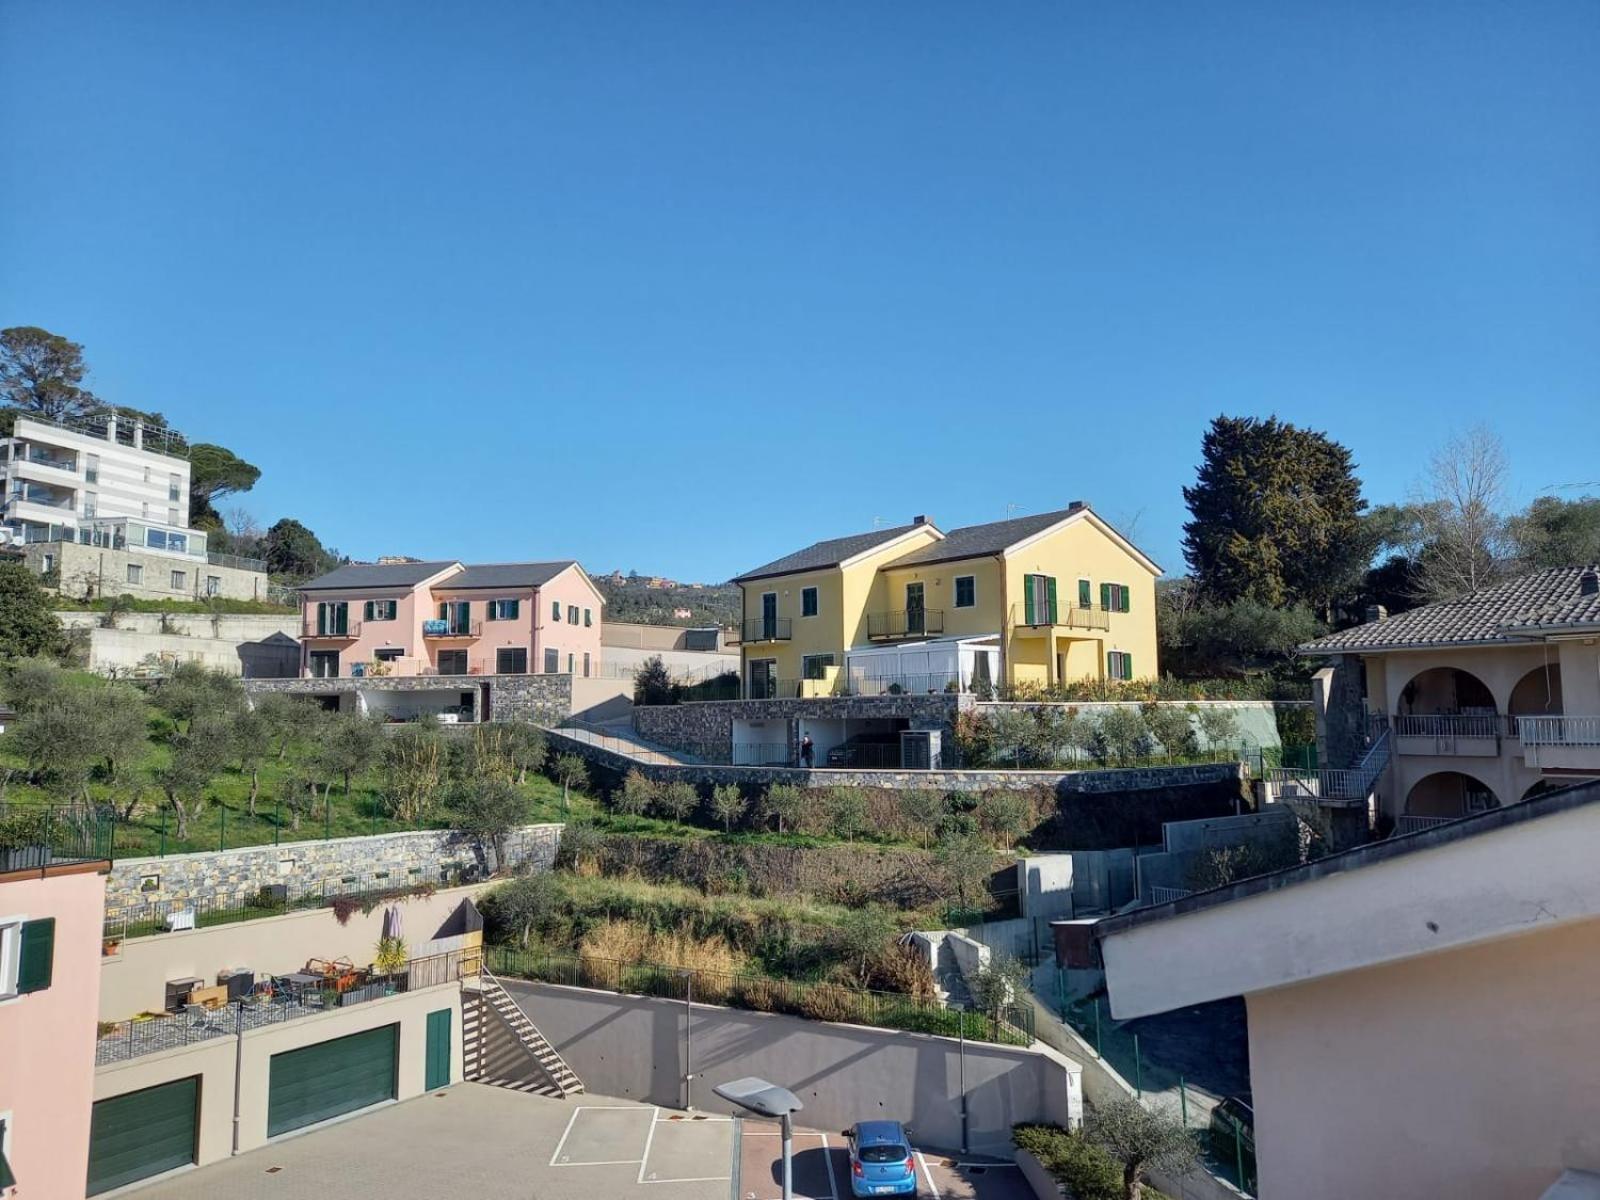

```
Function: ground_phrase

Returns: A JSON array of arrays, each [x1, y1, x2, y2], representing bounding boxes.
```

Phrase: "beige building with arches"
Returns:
[[1301, 565, 1600, 830]]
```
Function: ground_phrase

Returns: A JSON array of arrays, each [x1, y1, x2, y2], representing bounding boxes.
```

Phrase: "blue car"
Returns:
[[843, 1120, 918, 1197]]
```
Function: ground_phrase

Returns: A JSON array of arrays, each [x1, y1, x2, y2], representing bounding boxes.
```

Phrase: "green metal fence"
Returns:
[[0, 803, 115, 868]]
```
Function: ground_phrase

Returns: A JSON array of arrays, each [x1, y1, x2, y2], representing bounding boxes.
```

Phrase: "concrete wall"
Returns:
[[91, 982, 462, 1171], [244, 673, 573, 725], [1248, 916, 1600, 1200], [104, 823, 562, 915], [30, 539, 268, 603], [633, 693, 960, 761], [58, 611, 299, 678], [100, 883, 489, 1020], [503, 979, 1081, 1158], [1019, 855, 1076, 921], [0, 866, 107, 1200], [974, 700, 1289, 755]]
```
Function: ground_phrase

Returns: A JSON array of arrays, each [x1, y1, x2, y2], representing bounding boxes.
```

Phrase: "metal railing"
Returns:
[[1008, 603, 1112, 632], [21, 449, 78, 471], [489, 946, 1033, 1046], [844, 672, 966, 697], [1149, 887, 1193, 905], [0, 804, 114, 870], [95, 950, 470, 1064], [1516, 715, 1600, 747], [423, 619, 482, 638], [7, 486, 74, 509], [303, 616, 361, 638], [1393, 713, 1507, 739], [1395, 814, 1459, 836], [1267, 727, 1390, 803], [734, 617, 793, 644], [19, 411, 191, 457], [207, 549, 266, 572], [866, 609, 945, 640]]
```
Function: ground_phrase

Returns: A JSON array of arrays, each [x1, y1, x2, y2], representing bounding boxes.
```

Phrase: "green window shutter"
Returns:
[[18, 917, 55, 993], [1046, 576, 1058, 624], [1022, 576, 1036, 625], [1079, 579, 1091, 608], [1122, 587, 1132, 613], [439, 601, 448, 621], [553, 600, 561, 621], [509, 599, 520, 619], [363, 601, 373, 621], [1100, 582, 1111, 611]]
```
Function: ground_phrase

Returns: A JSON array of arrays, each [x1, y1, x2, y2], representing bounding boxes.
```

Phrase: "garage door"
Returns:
[[268, 1024, 398, 1137], [86, 1076, 198, 1196]]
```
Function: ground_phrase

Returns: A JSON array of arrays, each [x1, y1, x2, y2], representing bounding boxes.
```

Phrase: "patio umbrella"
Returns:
[[382, 905, 403, 940]]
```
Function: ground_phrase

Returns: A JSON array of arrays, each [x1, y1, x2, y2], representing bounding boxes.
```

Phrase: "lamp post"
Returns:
[[714, 1077, 803, 1200]]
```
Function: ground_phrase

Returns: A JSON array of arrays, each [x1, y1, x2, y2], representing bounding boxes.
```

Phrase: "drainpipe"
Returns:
[[231, 1002, 244, 1155], [995, 553, 1009, 691]]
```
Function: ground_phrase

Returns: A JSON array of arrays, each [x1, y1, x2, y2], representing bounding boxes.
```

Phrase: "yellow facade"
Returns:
[[737, 508, 1160, 691]]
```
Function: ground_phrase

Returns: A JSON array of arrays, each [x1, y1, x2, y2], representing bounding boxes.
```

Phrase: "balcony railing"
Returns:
[[22, 449, 77, 471], [303, 617, 361, 639], [6, 486, 74, 510], [1393, 714, 1508, 740], [207, 549, 266, 572], [1008, 603, 1112, 631], [0, 804, 114, 870], [736, 617, 793, 644], [867, 609, 944, 640], [1396, 814, 1460, 836], [423, 619, 482, 638], [1515, 715, 1600, 747]]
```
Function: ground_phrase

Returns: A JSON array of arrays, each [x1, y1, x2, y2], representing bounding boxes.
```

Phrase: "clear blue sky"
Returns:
[[2, 2, 1596, 581]]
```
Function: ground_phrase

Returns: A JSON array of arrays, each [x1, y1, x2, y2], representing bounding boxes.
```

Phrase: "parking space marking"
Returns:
[[551, 1104, 657, 1167], [635, 1107, 661, 1182], [916, 1151, 943, 1199], [638, 1113, 736, 1184], [819, 1134, 840, 1200]]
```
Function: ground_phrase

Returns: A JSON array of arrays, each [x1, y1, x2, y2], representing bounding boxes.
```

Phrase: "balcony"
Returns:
[[423, 618, 481, 638], [1516, 715, 1600, 773], [302, 617, 361, 639], [5, 484, 75, 511], [734, 617, 792, 644], [18, 448, 78, 473], [1008, 603, 1112, 633], [867, 609, 945, 641], [1392, 713, 1507, 757]]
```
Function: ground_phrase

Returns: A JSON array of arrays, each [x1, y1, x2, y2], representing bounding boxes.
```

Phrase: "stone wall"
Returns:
[[632, 693, 961, 758], [973, 699, 1295, 754], [1313, 657, 1367, 769], [104, 822, 563, 915], [243, 672, 573, 725], [28, 539, 269, 603]]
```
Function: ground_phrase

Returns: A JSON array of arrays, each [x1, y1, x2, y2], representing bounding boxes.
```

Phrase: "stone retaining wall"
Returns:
[[632, 693, 961, 757], [105, 822, 563, 914], [243, 672, 572, 725]]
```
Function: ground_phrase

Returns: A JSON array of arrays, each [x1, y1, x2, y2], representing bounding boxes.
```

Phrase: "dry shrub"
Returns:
[[577, 918, 746, 978], [867, 944, 938, 1000], [734, 976, 781, 1012], [579, 918, 651, 963], [799, 981, 862, 1024]]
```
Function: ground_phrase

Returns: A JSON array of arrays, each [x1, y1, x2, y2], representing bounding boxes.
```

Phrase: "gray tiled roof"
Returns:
[[299, 561, 460, 591], [886, 508, 1078, 568], [448, 561, 577, 589], [734, 525, 924, 583], [1302, 566, 1600, 653]]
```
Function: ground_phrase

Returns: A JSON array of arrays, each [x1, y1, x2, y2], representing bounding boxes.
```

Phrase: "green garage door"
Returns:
[[268, 1024, 398, 1137], [87, 1076, 198, 1196]]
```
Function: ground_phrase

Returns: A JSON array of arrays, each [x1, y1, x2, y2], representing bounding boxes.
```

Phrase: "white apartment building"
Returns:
[[1, 413, 269, 603]]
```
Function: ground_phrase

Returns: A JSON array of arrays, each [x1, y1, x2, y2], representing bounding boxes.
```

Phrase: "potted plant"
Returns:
[[373, 935, 409, 994]]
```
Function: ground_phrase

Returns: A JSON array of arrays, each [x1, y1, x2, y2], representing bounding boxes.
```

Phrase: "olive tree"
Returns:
[[710, 783, 748, 833], [1088, 1098, 1200, 1200]]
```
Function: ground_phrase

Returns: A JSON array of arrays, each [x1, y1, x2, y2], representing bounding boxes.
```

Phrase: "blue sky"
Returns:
[[2, 2, 1596, 581]]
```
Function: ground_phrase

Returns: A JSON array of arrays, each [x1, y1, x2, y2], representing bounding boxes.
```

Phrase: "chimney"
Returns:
[[1581, 568, 1599, 597], [912, 514, 932, 527], [1365, 604, 1388, 623], [1067, 500, 1087, 513]]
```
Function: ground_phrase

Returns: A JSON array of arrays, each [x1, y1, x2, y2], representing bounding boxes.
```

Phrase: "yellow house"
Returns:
[[732, 502, 1161, 697]]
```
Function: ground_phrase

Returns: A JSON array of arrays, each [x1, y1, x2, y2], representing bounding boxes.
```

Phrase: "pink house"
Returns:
[[297, 559, 605, 682], [0, 857, 109, 1199]]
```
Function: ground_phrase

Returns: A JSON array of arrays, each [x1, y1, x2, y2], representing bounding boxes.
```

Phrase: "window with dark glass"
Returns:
[[567, 605, 579, 624], [552, 601, 562, 621], [801, 587, 818, 617], [954, 576, 975, 608], [437, 650, 468, 675], [488, 598, 520, 620], [543, 648, 559, 673], [364, 599, 397, 621], [496, 647, 528, 674]]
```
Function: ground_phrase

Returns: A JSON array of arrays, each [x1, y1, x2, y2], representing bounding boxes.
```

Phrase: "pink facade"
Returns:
[[0, 865, 108, 1200], [299, 560, 604, 680]]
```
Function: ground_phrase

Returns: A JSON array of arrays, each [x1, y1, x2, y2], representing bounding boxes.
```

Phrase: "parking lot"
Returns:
[[132, 1084, 1033, 1200]]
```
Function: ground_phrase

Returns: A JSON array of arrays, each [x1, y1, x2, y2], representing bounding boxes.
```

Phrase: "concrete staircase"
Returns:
[[463, 968, 584, 1099]]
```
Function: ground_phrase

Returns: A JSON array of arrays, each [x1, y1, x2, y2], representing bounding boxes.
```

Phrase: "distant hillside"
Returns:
[[591, 572, 740, 628]]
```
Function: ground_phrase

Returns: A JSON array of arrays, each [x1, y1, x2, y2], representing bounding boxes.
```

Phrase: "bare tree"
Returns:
[[1411, 426, 1511, 602]]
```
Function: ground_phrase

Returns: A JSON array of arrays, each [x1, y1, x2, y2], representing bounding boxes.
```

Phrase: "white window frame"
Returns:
[[170, 570, 187, 592], [127, 563, 143, 585], [953, 575, 976, 609], [0, 916, 24, 1002], [205, 575, 221, 596], [1109, 582, 1130, 613]]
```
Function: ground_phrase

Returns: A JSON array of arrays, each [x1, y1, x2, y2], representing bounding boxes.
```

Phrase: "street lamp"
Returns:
[[713, 1076, 803, 1200]]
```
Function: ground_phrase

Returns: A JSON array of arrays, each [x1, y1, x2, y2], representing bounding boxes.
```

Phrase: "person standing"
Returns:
[[799, 734, 815, 769]]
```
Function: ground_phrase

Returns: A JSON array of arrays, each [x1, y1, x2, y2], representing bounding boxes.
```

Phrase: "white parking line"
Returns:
[[551, 1105, 654, 1167], [635, 1106, 662, 1183], [916, 1151, 942, 1199], [820, 1132, 840, 1200], [548, 1108, 581, 1167]]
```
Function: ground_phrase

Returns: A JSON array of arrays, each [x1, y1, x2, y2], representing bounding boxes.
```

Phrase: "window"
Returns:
[[143, 468, 150, 484], [567, 652, 575, 673], [801, 586, 819, 617], [543, 648, 559, 673], [1078, 578, 1092, 608], [801, 653, 835, 680], [567, 604, 579, 624], [363, 599, 397, 621], [168, 507, 180, 527], [436, 650, 468, 675], [1100, 582, 1131, 613], [488, 598, 520, 621], [1107, 651, 1133, 681], [954, 576, 976, 608], [126, 563, 143, 585], [40, 553, 53, 574], [170, 570, 187, 592], [142, 500, 150, 518], [316, 601, 350, 636], [552, 601, 562, 622], [438, 600, 471, 634], [582, 651, 590, 677], [83, 491, 97, 518], [496, 647, 528, 674], [374, 648, 403, 662], [1021, 574, 1057, 625], [85, 453, 99, 483], [583, 608, 592, 627], [308, 651, 340, 678], [205, 576, 221, 597], [0, 1112, 13, 1191], [169, 474, 181, 502], [168, 532, 187, 554], [0, 919, 20, 999]]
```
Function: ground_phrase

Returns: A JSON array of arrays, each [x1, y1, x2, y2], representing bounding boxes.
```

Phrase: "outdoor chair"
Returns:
[[183, 1003, 222, 1033]]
